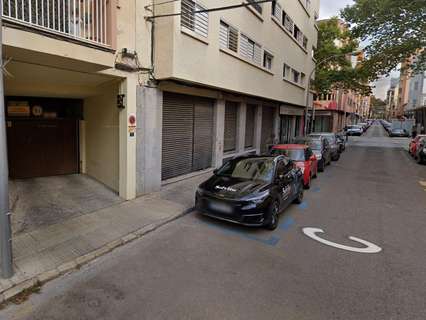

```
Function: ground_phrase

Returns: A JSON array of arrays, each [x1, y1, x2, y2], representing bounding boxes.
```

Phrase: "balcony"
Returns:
[[2, 0, 113, 48]]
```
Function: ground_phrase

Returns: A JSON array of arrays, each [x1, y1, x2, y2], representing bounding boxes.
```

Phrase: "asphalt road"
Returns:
[[2, 124, 426, 320]]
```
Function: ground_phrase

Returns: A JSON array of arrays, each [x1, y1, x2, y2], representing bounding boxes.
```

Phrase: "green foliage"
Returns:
[[341, 0, 426, 77], [312, 18, 371, 96]]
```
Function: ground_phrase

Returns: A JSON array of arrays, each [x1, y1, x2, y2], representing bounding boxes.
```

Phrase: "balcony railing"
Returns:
[[2, 0, 111, 47]]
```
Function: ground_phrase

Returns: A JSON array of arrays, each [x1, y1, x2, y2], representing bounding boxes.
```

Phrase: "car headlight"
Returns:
[[243, 190, 270, 204]]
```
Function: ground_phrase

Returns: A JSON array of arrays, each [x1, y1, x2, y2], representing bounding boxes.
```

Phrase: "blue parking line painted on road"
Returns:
[[298, 201, 308, 210], [279, 217, 295, 230]]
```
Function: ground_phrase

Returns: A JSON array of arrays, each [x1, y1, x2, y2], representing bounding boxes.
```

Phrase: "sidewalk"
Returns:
[[0, 171, 211, 303]]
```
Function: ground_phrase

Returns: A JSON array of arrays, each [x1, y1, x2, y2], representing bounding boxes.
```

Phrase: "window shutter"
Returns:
[[228, 26, 239, 52], [219, 21, 229, 49], [240, 34, 249, 59], [273, 2, 282, 21], [254, 44, 262, 65], [284, 15, 294, 33], [224, 102, 238, 152], [194, 3, 208, 37]]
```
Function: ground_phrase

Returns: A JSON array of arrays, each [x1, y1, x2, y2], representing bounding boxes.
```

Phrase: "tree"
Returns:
[[341, 0, 426, 78], [312, 18, 371, 96]]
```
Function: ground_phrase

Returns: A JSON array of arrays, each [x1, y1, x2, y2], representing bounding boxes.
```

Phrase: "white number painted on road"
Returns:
[[302, 227, 382, 254]]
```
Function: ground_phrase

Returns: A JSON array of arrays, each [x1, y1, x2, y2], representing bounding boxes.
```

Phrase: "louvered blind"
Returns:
[[181, 0, 208, 37], [224, 102, 238, 152], [272, 2, 282, 21]]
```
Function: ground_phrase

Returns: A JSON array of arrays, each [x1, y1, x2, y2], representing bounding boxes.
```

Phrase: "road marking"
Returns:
[[419, 181, 426, 187], [279, 217, 295, 230], [302, 227, 382, 254], [298, 201, 308, 210], [312, 186, 321, 193]]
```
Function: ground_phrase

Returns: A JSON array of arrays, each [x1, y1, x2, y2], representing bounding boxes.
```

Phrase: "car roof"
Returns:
[[272, 144, 308, 150], [231, 154, 287, 163]]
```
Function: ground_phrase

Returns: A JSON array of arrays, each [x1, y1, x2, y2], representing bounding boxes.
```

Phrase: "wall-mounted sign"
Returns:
[[32, 105, 43, 117], [7, 103, 30, 117], [128, 113, 136, 137]]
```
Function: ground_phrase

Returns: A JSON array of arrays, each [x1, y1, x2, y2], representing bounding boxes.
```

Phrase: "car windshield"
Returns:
[[393, 129, 404, 133], [215, 158, 275, 182], [271, 148, 305, 161], [309, 140, 322, 150]]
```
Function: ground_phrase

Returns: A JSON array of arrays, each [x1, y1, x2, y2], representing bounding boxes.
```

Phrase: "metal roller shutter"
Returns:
[[162, 93, 214, 180], [162, 93, 194, 180], [193, 99, 214, 171], [261, 106, 275, 153], [224, 101, 238, 152], [245, 104, 256, 148]]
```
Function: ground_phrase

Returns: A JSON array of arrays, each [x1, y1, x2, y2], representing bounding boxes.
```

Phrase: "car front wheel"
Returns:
[[265, 201, 279, 230], [318, 159, 325, 172]]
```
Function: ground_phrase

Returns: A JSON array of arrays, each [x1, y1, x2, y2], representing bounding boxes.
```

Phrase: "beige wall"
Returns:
[[84, 83, 120, 192], [154, 0, 319, 107]]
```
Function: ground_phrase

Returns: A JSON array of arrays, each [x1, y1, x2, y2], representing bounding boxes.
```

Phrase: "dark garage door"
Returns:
[[162, 93, 214, 180], [7, 119, 79, 179]]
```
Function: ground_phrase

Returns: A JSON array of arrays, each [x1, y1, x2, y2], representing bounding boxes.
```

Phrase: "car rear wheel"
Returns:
[[265, 201, 279, 230]]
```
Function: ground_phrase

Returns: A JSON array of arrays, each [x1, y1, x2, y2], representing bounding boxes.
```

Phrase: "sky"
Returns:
[[319, 0, 393, 100]]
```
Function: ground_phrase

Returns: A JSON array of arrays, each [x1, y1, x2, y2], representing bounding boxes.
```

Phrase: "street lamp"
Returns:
[[304, 51, 362, 136]]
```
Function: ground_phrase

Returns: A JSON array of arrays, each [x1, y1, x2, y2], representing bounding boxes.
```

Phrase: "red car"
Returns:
[[409, 135, 426, 156], [270, 144, 318, 189]]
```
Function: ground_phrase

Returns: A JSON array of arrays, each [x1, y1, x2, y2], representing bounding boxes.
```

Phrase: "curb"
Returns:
[[0, 206, 195, 306]]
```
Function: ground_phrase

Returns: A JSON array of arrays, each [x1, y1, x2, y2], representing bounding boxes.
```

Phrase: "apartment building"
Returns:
[[2, 0, 319, 202], [136, 0, 319, 194], [311, 20, 370, 132]]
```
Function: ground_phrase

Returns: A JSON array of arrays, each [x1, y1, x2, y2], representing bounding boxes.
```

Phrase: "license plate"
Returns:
[[209, 201, 232, 214]]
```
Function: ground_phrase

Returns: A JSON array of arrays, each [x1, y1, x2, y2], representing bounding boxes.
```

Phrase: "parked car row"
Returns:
[[344, 121, 372, 136], [408, 135, 426, 164], [380, 120, 410, 137], [195, 132, 345, 230]]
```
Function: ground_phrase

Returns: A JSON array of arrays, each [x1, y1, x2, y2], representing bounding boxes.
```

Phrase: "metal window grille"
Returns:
[[2, 0, 110, 46], [247, 0, 262, 14], [219, 20, 238, 52], [283, 13, 293, 34], [181, 0, 208, 37], [271, 1, 281, 21]]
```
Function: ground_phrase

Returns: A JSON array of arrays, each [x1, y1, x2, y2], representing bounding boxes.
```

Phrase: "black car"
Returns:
[[309, 133, 340, 161], [415, 137, 426, 164], [293, 136, 331, 172], [195, 155, 304, 230]]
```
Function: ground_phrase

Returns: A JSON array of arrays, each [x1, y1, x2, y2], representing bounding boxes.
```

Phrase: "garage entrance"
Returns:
[[6, 97, 82, 179], [162, 92, 214, 180]]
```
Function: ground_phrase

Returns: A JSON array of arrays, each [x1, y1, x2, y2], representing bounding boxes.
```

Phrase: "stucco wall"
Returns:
[[154, 0, 319, 106], [84, 83, 120, 192]]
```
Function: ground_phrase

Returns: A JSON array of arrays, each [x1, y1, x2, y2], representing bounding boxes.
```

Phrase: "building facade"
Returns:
[[136, 0, 319, 194], [2, 0, 319, 200]]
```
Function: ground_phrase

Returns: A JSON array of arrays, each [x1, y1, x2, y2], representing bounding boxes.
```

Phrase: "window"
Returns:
[[219, 20, 238, 52], [292, 69, 300, 83], [247, 0, 263, 14], [283, 64, 291, 79], [303, 36, 308, 49], [240, 34, 262, 65], [181, 0, 209, 37], [414, 81, 419, 90], [263, 51, 273, 70], [301, 73, 306, 85], [271, 1, 282, 21], [282, 11, 294, 33]]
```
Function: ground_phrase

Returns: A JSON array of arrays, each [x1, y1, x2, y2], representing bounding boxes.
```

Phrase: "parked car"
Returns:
[[414, 138, 426, 164], [345, 125, 363, 136], [293, 136, 331, 172], [270, 144, 318, 189], [195, 155, 304, 230], [389, 128, 409, 137], [409, 135, 426, 156], [309, 133, 340, 161], [358, 122, 368, 131]]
